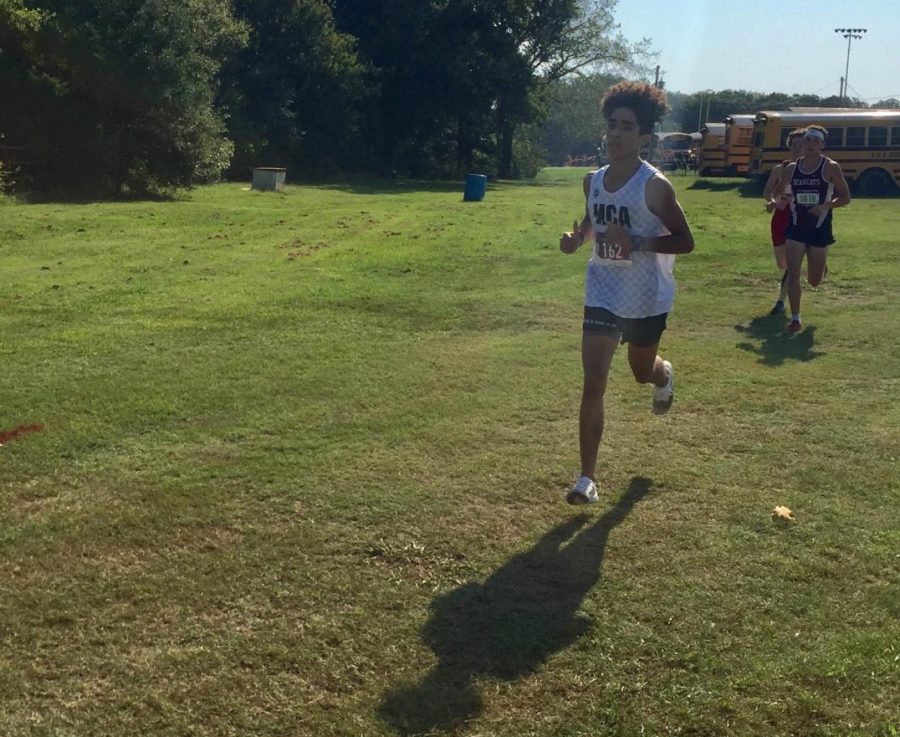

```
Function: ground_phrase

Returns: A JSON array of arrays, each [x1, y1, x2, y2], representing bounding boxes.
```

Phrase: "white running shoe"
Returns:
[[566, 476, 599, 505], [652, 360, 674, 415]]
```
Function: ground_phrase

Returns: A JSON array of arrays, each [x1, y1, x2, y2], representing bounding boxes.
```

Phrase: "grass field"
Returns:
[[1, 170, 898, 737]]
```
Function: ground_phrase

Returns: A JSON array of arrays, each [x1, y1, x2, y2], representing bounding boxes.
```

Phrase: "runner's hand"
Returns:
[[560, 220, 583, 254]]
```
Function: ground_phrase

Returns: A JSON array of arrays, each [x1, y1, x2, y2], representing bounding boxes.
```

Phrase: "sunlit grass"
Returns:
[[1, 171, 898, 736]]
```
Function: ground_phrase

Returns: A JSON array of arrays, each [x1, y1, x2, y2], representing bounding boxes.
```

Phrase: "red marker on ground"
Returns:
[[0, 424, 45, 445]]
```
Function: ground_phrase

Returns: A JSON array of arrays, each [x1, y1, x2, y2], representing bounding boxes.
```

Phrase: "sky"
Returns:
[[612, 0, 900, 103]]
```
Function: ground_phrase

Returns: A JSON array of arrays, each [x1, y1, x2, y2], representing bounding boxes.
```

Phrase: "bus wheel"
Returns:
[[856, 169, 892, 196]]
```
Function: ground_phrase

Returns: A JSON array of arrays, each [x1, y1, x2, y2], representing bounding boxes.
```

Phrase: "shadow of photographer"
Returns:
[[379, 476, 652, 735], [735, 314, 825, 366]]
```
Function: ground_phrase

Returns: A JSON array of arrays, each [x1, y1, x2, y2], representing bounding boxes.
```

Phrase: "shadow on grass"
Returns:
[[11, 186, 179, 205], [735, 314, 826, 365], [379, 476, 652, 736]]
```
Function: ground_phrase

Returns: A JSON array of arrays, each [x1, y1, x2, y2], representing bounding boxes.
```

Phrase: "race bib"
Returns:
[[593, 236, 632, 267], [796, 192, 819, 206]]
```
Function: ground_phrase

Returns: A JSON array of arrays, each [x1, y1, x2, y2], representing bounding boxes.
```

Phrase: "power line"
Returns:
[[807, 79, 843, 96], [845, 81, 864, 100]]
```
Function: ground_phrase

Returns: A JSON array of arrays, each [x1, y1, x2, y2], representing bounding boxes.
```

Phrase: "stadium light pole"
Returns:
[[834, 28, 867, 103]]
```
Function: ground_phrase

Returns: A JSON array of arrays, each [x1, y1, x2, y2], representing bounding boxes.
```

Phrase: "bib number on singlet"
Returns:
[[594, 237, 632, 267], [796, 192, 819, 206]]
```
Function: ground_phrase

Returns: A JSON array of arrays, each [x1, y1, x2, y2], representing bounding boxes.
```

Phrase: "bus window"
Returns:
[[779, 127, 791, 146], [890, 127, 900, 145], [847, 127, 865, 147], [868, 127, 888, 147], [826, 128, 843, 148]]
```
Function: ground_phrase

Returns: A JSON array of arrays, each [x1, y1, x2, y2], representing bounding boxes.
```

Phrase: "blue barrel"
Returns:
[[463, 173, 487, 202]]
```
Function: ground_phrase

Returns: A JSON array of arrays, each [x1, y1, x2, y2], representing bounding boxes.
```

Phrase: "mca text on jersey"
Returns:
[[592, 203, 632, 228]]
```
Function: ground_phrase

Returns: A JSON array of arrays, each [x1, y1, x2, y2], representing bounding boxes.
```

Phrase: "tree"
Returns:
[[542, 73, 619, 164], [0, 0, 246, 193], [221, 0, 367, 179], [0, 0, 44, 38], [483, 0, 650, 177], [331, 0, 649, 178], [668, 89, 872, 133], [331, 0, 493, 176]]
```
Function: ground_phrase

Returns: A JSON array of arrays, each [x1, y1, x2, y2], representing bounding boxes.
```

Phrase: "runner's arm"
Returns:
[[640, 175, 694, 254], [763, 163, 784, 205], [560, 171, 594, 252], [825, 161, 851, 208]]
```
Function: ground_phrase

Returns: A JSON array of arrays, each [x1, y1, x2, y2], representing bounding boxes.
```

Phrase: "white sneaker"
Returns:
[[652, 360, 674, 415], [566, 476, 599, 505]]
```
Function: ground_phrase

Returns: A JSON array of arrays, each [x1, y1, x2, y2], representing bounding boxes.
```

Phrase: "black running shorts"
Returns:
[[583, 306, 668, 347], [785, 209, 835, 248]]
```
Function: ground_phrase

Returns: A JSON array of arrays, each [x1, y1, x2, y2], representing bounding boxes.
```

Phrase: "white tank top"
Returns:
[[584, 161, 675, 318]]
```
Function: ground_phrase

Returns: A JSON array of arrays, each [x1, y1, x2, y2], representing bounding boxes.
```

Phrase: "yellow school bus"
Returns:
[[651, 131, 695, 170], [749, 109, 900, 194], [723, 115, 755, 174], [698, 122, 726, 175]]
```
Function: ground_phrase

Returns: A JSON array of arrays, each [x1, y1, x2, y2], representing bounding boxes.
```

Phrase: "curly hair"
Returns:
[[601, 81, 668, 134], [786, 127, 807, 144]]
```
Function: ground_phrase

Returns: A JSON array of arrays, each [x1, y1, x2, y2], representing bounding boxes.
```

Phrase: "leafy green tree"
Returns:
[[542, 73, 619, 164], [485, 0, 649, 176], [331, 0, 472, 176], [669, 89, 870, 133], [0, 0, 44, 36], [0, 0, 246, 193], [221, 0, 367, 179], [332, 0, 647, 178]]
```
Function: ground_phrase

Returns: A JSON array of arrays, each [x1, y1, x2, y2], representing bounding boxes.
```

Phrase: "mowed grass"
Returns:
[[1, 171, 897, 737]]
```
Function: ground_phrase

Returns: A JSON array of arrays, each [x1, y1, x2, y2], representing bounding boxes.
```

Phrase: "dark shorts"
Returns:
[[583, 306, 668, 347], [785, 210, 835, 248]]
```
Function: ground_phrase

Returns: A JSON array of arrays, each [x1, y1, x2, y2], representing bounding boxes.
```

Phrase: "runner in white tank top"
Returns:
[[558, 81, 694, 506], [585, 160, 674, 318]]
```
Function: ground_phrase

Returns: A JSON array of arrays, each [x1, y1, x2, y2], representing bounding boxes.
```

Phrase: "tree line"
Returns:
[[544, 82, 900, 165], [0, 0, 644, 194], [2, 0, 896, 195]]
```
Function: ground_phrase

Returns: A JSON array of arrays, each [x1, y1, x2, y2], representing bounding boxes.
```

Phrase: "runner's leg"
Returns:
[[773, 243, 788, 272], [806, 245, 828, 287], [785, 239, 806, 317], [627, 342, 666, 386], [579, 333, 619, 480], [774, 243, 789, 307]]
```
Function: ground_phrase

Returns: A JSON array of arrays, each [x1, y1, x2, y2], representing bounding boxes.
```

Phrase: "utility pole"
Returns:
[[834, 28, 867, 103], [654, 65, 660, 87]]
